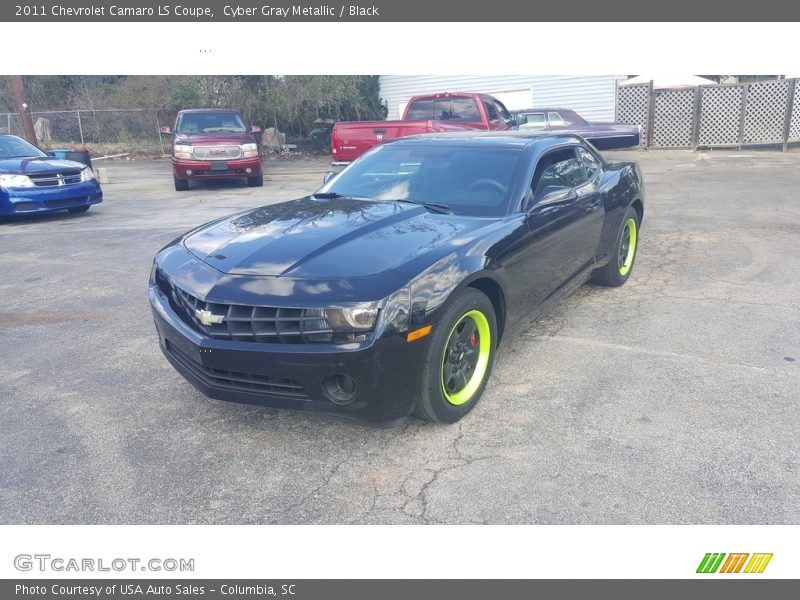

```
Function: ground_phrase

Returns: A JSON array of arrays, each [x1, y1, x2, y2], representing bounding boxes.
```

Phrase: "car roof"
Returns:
[[386, 130, 585, 150], [511, 108, 577, 113]]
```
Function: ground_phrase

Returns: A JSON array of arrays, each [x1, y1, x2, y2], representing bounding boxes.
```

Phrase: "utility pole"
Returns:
[[9, 75, 38, 147]]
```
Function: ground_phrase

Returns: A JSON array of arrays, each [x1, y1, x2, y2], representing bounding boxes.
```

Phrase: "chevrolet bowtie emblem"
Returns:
[[195, 308, 225, 326]]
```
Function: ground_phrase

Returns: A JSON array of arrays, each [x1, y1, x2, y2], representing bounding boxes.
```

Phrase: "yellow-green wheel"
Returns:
[[415, 288, 497, 423], [592, 206, 640, 287], [618, 217, 638, 276], [440, 310, 492, 406]]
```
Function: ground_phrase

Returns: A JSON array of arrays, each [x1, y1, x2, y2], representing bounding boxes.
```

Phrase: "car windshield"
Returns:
[[0, 135, 47, 159], [176, 112, 247, 134], [319, 143, 522, 217]]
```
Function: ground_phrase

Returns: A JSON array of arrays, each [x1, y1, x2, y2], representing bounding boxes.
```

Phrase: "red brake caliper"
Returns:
[[469, 332, 477, 346]]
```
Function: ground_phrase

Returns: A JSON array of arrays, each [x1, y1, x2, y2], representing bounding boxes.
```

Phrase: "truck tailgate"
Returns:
[[331, 120, 440, 163]]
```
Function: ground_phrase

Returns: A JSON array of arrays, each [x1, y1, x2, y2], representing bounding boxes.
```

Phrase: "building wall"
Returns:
[[380, 75, 624, 121]]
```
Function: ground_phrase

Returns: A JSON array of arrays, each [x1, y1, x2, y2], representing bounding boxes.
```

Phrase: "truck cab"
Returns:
[[330, 92, 515, 170]]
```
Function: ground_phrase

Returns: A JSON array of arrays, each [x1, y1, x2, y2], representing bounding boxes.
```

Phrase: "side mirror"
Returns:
[[251, 125, 262, 134], [322, 171, 336, 184], [530, 185, 576, 209], [506, 116, 518, 127], [160, 126, 172, 135]]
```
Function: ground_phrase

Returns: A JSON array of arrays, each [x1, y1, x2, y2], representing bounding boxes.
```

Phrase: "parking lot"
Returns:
[[1, 149, 798, 525]]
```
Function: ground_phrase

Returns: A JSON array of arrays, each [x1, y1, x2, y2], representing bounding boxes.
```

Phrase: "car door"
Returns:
[[524, 145, 604, 303]]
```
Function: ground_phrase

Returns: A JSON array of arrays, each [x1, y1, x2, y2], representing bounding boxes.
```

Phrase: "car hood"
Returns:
[[174, 132, 254, 145], [183, 196, 486, 279], [0, 157, 85, 174]]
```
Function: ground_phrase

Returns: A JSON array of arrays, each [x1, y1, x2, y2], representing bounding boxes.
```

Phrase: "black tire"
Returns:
[[68, 205, 90, 213], [592, 206, 640, 287], [415, 288, 497, 423], [247, 174, 264, 187], [174, 177, 189, 191]]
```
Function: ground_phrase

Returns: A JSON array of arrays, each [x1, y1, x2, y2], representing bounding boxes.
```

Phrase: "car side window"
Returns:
[[531, 147, 588, 198], [577, 146, 601, 179], [484, 100, 499, 122], [548, 112, 565, 126], [519, 113, 546, 130], [494, 100, 512, 123]]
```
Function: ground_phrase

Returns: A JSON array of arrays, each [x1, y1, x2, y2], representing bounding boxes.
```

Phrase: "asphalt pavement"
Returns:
[[1, 149, 798, 524]]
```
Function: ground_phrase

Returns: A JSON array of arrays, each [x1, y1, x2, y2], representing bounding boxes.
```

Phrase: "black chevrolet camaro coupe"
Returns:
[[149, 132, 644, 424]]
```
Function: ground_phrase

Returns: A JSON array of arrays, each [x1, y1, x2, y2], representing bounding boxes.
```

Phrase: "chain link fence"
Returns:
[[0, 109, 167, 157], [616, 77, 799, 150]]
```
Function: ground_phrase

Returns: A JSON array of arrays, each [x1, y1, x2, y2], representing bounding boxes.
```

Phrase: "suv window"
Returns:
[[176, 112, 246, 134], [548, 112, 565, 126], [531, 147, 588, 197], [577, 146, 601, 178]]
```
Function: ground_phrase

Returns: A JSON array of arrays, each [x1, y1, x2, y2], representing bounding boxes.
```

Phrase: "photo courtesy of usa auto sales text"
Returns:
[[15, 584, 298, 596]]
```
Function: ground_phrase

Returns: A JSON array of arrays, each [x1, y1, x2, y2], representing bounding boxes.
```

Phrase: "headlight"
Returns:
[[149, 262, 158, 286], [325, 305, 379, 331], [0, 174, 34, 189], [241, 143, 259, 158], [301, 303, 379, 343], [80, 167, 95, 182], [174, 144, 193, 159]]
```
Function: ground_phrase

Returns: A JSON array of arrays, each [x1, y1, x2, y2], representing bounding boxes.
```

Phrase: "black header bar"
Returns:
[[3, 0, 800, 22]]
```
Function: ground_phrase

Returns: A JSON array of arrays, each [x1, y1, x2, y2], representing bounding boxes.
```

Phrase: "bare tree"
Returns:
[[8, 76, 37, 146]]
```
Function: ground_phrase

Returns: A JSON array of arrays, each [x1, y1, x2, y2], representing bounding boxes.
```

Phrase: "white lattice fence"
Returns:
[[652, 89, 696, 148], [744, 79, 791, 144], [698, 85, 744, 147], [789, 82, 800, 142], [616, 83, 649, 146]]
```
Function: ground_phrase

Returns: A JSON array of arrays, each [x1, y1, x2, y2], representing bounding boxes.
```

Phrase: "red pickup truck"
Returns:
[[330, 92, 514, 169]]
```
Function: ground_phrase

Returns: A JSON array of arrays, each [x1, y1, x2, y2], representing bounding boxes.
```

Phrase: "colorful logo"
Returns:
[[696, 553, 773, 574]]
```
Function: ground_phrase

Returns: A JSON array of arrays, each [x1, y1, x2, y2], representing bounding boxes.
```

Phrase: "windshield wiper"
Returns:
[[392, 199, 454, 214], [311, 192, 344, 199]]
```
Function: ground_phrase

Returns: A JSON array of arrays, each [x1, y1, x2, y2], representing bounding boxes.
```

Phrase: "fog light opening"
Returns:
[[322, 373, 357, 405], [245, 167, 252, 174], [186, 169, 193, 175]]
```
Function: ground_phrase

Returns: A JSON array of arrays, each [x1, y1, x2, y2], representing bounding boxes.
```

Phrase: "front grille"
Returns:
[[192, 145, 242, 160], [43, 197, 86, 209], [29, 172, 82, 187], [14, 202, 38, 211], [166, 341, 309, 400], [157, 273, 335, 344]]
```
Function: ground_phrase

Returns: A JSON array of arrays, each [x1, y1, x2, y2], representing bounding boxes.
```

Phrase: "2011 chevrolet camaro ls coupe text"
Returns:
[[149, 132, 644, 424]]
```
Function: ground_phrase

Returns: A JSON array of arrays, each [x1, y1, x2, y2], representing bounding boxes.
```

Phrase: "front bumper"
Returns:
[[172, 156, 262, 180], [0, 180, 103, 216], [149, 283, 430, 424]]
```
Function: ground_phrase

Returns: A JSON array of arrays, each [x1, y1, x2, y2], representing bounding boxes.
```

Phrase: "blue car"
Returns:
[[0, 135, 103, 218]]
